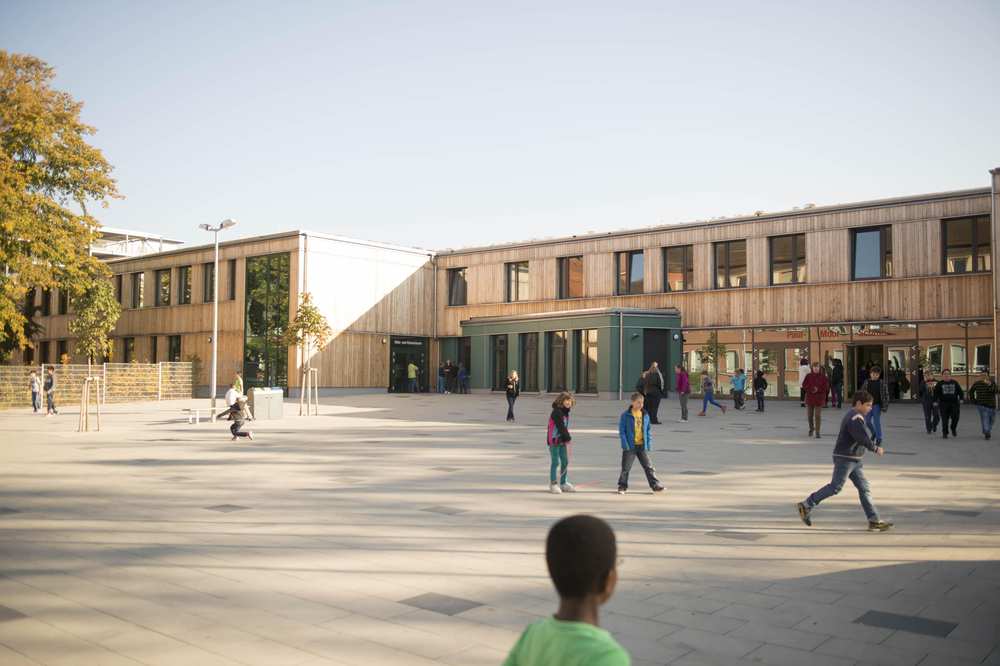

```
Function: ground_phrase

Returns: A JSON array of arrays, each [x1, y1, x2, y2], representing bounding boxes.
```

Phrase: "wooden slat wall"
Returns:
[[893, 219, 941, 278], [645, 248, 663, 293], [693, 243, 713, 291], [585, 252, 615, 297], [311, 332, 388, 388], [807, 229, 850, 283], [747, 237, 768, 288]]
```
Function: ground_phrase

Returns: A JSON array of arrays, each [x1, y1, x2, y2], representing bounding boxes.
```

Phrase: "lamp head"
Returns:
[[221, 218, 237, 229], [199, 223, 211, 231]]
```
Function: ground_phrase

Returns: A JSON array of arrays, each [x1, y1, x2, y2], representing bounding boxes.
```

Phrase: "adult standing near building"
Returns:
[[43, 365, 57, 416], [803, 362, 831, 439], [505, 370, 520, 422], [830, 359, 845, 409], [407, 361, 420, 393], [642, 362, 664, 424], [918, 372, 940, 434], [861, 367, 890, 446], [436, 363, 446, 394], [968, 375, 998, 440], [675, 363, 690, 422], [933, 369, 964, 439], [797, 356, 810, 406], [29, 370, 41, 413]]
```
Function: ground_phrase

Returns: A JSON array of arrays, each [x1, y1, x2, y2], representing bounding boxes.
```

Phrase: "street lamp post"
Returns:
[[199, 219, 237, 419]]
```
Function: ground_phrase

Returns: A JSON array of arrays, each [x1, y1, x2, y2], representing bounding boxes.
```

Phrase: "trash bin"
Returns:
[[248, 387, 284, 420], [268, 387, 284, 419]]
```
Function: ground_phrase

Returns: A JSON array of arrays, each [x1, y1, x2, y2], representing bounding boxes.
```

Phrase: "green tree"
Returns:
[[697, 331, 728, 377], [283, 292, 333, 370], [0, 51, 121, 356], [68, 276, 120, 367]]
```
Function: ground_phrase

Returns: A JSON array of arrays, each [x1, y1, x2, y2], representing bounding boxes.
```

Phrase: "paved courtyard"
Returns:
[[0, 393, 998, 666]]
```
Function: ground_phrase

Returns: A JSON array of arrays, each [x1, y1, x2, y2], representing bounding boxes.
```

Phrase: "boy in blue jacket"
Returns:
[[617, 393, 665, 495]]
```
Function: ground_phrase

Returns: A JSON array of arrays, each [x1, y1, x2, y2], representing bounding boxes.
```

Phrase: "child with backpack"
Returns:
[[547, 392, 575, 494], [753, 370, 768, 412]]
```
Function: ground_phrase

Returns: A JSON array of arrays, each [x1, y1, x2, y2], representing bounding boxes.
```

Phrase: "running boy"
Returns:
[[503, 515, 629, 666], [547, 392, 575, 494], [218, 395, 254, 440], [617, 393, 665, 494], [797, 390, 893, 532], [697, 370, 726, 416]]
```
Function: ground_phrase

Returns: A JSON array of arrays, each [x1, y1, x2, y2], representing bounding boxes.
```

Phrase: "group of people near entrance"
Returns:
[[436, 360, 469, 394]]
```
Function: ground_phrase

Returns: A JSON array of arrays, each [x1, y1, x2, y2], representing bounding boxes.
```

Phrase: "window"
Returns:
[[40, 340, 50, 364], [56, 340, 67, 363], [950, 344, 967, 373], [490, 334, 508, 390], [155, 269, 171, 306], [974, 344, 991, 373], [578, 329, 598, 393], [123, 337, 135, 363], [130, 272, 144, 309], [519, 333, 539, 392], [150, 336, 158, 363], [852, 226, 892, 280], [927, 344, 943, 373], [169, 335, 182, 362], [770, 234, 806, 285], [714, 240, 747, 289], [244, 254, 291, 390], [943, 216, 991, 274], [547, 331, 568, 391], [57, 289, 68, 315], [447, 268, 468, 306], [505, 261, 530, 302], [227, 259, 237, 300], [615, 250, 644, 295], [203, 262, 215, 303], [664, 245, 693, 292], [558, 256, 583, 299], [41, 289, 52, 316], [115, 274, 123, 304], [24, 345, 34, 365], [177, 266, 192, 304]]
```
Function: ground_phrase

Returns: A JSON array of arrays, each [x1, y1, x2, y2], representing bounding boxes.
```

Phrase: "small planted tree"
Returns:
[[697, 331, 728, 379], [283, 293, 332, 415], [68, 277, 120, 372]]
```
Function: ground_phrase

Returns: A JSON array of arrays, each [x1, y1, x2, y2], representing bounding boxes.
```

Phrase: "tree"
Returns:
[[68, 276, 120, 367], [697, 331, 728, 377], [0, 51, 121, 355], [283, 293, 332, 414]]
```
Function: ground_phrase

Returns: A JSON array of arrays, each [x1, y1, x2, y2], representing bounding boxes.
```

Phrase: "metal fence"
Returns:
[[0, 362, 193, 410]]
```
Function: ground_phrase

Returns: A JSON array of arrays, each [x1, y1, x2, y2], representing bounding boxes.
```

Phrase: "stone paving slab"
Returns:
[[1, 394, 998, 665]]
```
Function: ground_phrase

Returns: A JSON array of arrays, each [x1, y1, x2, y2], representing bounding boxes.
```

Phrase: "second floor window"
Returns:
[[663, 245, 693, 292], [770, 234, 806, 285], [130, 272, 144, 309], [41, 289, 52, 316], [558, 256, 583, 299], [852, 226, 892, 280], [615, 250, 643, 295], [506, 261, 529, 302], [57, 289, 68, 315], [115, 274, 123, 304], [943, 216, 990, 274], [203, 262, 215, 303], [155, 269, 171, 306], [228, 259, 237, 300], [448, 268, 467, 306], [714, 240, 747, 289], [178, 266, 192, 304]]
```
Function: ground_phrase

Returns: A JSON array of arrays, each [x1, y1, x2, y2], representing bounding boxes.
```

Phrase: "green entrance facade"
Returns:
[[460, 308, 682, 399]]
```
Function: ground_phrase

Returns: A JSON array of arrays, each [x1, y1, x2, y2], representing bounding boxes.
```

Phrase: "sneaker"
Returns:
[[987, 432, 992, 440], [868, 520, 893, 532], [815, 433, 821, 439], [232, 436, 237, 441], [549, 483, 562, 494], [560, 483, 576, 493], [797, 503, 812, 527], [943, 433, 949, 439], [247, 431, 253, 441], [617, 487, 627, 495], [951, 428, 957, 437], [721, 406, 727, 414], [697, 412, 706, 417], [808, 428, 814, 436], [651, 485, 665, 493], [678, 418, 688, 423]]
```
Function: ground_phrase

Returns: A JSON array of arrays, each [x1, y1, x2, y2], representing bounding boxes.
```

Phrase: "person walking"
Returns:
[[968, 375, 998, 440], [547, 392, 575, 494], [444, 360, 456, 394], [29, 370, 41, 413], [918, 372, 940, 434], [830, 358, 845, 409], [642, 362, 664, 424], [796, 390, 893, 532], [43, 365, 57, 416], [803, 362, 831, 439], [933, 369, 964, 439], [617, 393, 665, 495], [675, 364, 691, 422], [730, 369, 747, 411], [798, 356, 810, 406], [506, 370, 520, 422], [233, 371, 243, 395], [697, 370, 726, 416], [457, 363, 469, 394], [861, 366, 890, 445], [753, 370, 768, 412], [437, 363, 446, 394], [406, 361, 419, 393]]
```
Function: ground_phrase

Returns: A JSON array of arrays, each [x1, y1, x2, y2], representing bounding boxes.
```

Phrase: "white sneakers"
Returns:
[[679, 418, 688, 423], [549, 483, 562, 494], [549, 483, 576, 494]]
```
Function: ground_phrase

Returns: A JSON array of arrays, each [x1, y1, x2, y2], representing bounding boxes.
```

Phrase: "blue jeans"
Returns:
[[866, 404, 884, 441], [408, 378, 418, 393], [702, 390, 723, 412], [31, 390, 40, 412], [978, 406, 996, 435], [437, 377, 445, 393], [549, 445, 569, 485], [805, 457, 879, 521]]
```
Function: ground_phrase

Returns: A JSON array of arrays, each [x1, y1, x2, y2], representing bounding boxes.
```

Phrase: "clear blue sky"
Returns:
[[3, 1, 999, 250]]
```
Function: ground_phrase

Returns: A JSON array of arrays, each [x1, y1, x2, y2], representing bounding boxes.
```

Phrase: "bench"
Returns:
[[182, 408, 203, 424]]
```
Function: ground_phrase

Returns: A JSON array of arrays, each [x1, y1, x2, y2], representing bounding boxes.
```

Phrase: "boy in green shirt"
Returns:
[[503, 515, 629, 666]]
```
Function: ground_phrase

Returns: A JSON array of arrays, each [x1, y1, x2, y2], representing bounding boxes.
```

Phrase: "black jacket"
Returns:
[[505, 378, 520, 398], [643, 371, 663, 395], [917, 380, 936, 405], [753, 376, 768, 392], [861, 378, 890, 411], [969, 381, 998, 409], [549, 407, 571, 444], [831, 364, 844, 385], [933, 380, 964, 405], [833, 409, 879, 460]]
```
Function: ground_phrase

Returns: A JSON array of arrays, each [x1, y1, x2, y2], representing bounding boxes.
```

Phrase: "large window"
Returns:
[[558, 256, 583, 299], [57, 289, 68, 315], [447, 268, 467, 306], [852, 226, 892, 280], [547, 330, 568, 391], [178, 266, 192, 304], [577, 329, 598, 393], [123, 337, 135, 363], [130, 272, 144, 309], [519, 333, 539, 392], [168, 335, 182, 362], [490, 334, 508, 390], [950, 344, 967, 373], [615, 250, 644, 295], [927, 344, 943, 373], [41, 289, 52, 316], [244, 254, 290, 391], [40, 340, 50, 364], [227, 259, 237, 300], [714, 240, 747, 289], [150, 336, 158, 363], [115, 274, 123, 304], [974, 344, 991, 373], [56, 339, 67, 362], [663, 245, 693, 292], [203, 262, 215, 303], [770, 234, 806, 285], [505, 261, 530, 302], [943, 216, 991, 274], [155, 269, 171, 306]]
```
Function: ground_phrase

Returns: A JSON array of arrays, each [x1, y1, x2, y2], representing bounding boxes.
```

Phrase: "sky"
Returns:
[[3, 1, 999, 251]]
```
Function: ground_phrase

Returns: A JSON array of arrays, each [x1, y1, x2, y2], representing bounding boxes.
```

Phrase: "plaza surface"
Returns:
[[0, 393, 998, 666]]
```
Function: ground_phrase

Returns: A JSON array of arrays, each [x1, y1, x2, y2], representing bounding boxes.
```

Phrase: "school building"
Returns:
[[13, 167, 1000, 400]]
